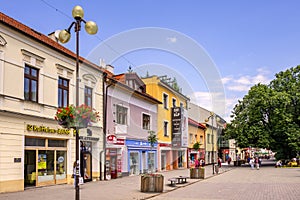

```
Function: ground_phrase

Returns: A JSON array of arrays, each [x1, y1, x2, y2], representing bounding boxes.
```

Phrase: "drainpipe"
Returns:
[[101, 73, 116, 181]]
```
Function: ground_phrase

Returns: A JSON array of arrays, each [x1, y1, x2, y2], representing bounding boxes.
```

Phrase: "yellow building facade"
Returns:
[[142, 76, 189, 171]]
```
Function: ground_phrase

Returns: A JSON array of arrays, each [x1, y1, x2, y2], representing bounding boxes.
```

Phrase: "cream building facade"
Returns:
[[0, 13, 104, 193]]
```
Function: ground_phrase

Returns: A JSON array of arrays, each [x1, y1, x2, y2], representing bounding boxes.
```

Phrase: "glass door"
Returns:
[[56, 151, 67, 184], [37, 150, 55, 186], [81, 152, 92, 182], [24, 150, 36, 187], [148, 152, 155, 173], [129, 152, 139, 175]]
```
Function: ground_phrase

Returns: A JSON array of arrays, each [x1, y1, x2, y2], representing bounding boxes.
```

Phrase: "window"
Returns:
[[180, 102, 183, 109], [142, 113, 150, 130], [172, 98, 176, 108], [58, 77, 69, 108], [24, 64, 38, 102], [163, 93, 168, 109], [207, 134, 211, 144], [116, 105, 128, 125], [164, 121, 168, 136], [189, 133, 193, 144], [48, 139, 67, 147], [25, 138, 45, 146], [200, 136, 203, 144], [85, 86, 93, 107]]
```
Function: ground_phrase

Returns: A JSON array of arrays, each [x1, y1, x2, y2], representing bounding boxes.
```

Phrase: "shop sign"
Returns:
[[79, 136, 99, 141], [107, 135, 125, 145], [126, 139, 155, 148], [172, 107, 182, 147], [26, 124, 70, 135], [223, 149, 229, 154]]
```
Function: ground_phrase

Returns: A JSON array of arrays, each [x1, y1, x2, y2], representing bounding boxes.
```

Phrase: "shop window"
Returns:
[[58, 77, 69, 108], [56, 151, 67, 180], [24, 64, 39, 102], [48, 139, 67, 147], [37, 150, 54, 183], [25, 137, 45, 146]]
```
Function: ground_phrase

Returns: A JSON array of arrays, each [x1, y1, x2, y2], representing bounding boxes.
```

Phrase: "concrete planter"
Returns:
[[140, 174, 164, 192], [190, 167, 205, 179]]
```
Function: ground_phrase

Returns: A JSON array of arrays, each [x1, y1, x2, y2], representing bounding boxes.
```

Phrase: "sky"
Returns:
[[1, 0, 300, 122]]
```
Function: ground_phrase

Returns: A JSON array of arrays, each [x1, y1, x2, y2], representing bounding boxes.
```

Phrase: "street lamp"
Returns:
[[205, 112, 216, 175], [58, 5, 98, 200]]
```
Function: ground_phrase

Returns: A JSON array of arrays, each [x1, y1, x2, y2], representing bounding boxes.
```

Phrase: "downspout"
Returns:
[[101, 73, 115, 181], [100, 72, 107, 180]]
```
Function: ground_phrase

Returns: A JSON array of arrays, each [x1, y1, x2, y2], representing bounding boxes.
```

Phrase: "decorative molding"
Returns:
[[0, 35, 7, 46], [21, 49, 45, 62]]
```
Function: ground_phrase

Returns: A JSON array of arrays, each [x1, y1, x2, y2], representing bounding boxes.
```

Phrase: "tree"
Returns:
[[147, 130, 158, 147], [225, 66, 300, 160], [193, 142, 201, 151]]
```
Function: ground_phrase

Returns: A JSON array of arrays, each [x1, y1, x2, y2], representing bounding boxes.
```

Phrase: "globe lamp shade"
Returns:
[[58, 30, 71, 43], [72, 5, 84, 20], [85, 21, 98, 35]]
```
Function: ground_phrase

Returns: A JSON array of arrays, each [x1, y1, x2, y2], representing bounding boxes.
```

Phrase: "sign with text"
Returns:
[[172, 107, 182, 147]]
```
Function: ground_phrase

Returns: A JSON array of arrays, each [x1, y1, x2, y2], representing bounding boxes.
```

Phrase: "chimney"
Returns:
[[105, 64, 114, 74]]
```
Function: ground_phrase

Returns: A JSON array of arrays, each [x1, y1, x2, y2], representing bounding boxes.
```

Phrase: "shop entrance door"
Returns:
[[24, 150, 36, 187], [110, 155, 117, 179], [81, 152, 92, 182], [161, 153, 166, 170]]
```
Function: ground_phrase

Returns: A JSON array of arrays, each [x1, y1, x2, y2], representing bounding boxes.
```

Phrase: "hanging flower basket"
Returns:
[[55, 104, 100, 129]]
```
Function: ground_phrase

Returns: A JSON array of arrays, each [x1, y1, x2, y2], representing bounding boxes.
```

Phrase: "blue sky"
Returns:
[[1, 0, 300, 121]]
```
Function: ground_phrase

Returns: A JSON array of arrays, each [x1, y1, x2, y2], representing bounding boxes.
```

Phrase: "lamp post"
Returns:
[[58, 5, 98, 200], [205, 112, 216, 175]]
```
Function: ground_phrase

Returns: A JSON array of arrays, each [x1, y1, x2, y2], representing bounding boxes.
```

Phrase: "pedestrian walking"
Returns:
[[227, 156, 232, 165], [249, 158, 254, 169], [255, 157, 260, 170]]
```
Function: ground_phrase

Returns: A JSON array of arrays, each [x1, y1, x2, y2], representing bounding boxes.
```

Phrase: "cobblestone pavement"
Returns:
[[0, 164, 299, 200], [149, 167, 300, 200]]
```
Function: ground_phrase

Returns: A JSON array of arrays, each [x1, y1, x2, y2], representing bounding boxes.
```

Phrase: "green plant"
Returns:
[[193, 142, 201, 151], [147, 130, 157, 147], [55, 104, 100, 128]]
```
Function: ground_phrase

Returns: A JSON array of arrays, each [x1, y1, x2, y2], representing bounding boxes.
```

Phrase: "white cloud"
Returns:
[[221, 76, 233, 84], [166, 37, 177, 43], [224, 67, 271, 92]]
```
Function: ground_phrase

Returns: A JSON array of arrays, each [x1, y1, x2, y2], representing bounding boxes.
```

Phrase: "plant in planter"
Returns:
[[147, 130, 158, 147], [55, 104, 100, 129]]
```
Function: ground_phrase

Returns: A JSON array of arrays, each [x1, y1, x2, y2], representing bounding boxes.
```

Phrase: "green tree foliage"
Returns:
[[147, 130, 158, 147], [225, 66, 300, 160]]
